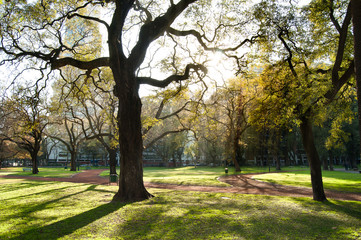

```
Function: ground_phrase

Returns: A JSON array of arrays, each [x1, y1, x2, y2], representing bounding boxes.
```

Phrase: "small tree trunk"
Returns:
[[322, 157, 329, 171], [109, 148, 117, 175], [284, 145, 290, 166], [275, 156, 281, 171], [300, 116, 327, 201], [351, 155, 357, 169], [232, 154, 241, 172], [70, 151, 77, 171], [275, 132, 281, 171], [172, 153, 177, 167], [233, 140, 241, 172], [329, 151, 334, 171], [178, 151, 183, 167]]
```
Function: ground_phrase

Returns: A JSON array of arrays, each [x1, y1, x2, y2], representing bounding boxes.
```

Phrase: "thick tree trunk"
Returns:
[[352, 0, 361, 169], [109, 148, 117, 175], [107, 0, 199, 202], [299, 116, 327, 201], [112, 82, 153, 202]]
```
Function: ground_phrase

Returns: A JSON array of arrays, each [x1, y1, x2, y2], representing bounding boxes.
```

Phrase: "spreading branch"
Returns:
[[51, 57, 110, 71], [167, 27, 259, 53], [144, 129, 189, 149], [128, 0, 198, 69], [67, 13, 110, 30], [331, 1, 352, 84], [137, 64, 207, 87]]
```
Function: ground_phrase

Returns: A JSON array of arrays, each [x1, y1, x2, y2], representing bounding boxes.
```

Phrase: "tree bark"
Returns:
[[299, 116, 327, 201], [352, 0, 361, 170]]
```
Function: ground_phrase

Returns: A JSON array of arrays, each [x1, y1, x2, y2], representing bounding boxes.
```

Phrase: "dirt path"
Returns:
[[1, 169, 360, 201]]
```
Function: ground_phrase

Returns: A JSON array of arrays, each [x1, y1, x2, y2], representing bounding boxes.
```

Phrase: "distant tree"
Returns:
[[0, 85, 48, 174], [142, 87, 194, 150], [80, 86, 119, 174], [142, 88, 196, 167], [48, 110, 86, 171], [72, 69, 119, 175], [48, 75, 88, 171], [48, 89, 90, 171]]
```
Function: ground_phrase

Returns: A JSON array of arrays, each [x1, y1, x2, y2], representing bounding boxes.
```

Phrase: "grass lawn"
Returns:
[[0, 167, 81, 178], [253, 170, 361, 193], [0, 180, 360, 240], [143, 167, 231, 187]]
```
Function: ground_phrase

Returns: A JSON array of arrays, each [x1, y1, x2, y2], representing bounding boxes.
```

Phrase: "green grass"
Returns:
[[253, 170, 361, 193], [143, 167, 231, 187], [0, 167, 80, 178], [0, 179, 360, 240]]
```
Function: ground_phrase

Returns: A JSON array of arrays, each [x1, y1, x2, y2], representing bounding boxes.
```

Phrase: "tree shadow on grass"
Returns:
[[112, 193, 361, 240], [7, 185, 125, 240], [9, 203, 125, 240], [324, 200, 361, 221], [2, 183, 79, 202], [0, 180, 60, 194], [292, 197, 361, 221]]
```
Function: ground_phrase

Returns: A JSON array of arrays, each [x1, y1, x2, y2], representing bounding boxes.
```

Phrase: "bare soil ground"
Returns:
[[1, 169, 360, 201]]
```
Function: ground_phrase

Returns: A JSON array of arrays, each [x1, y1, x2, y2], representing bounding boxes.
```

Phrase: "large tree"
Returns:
[[1, 0, 251, 202]]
